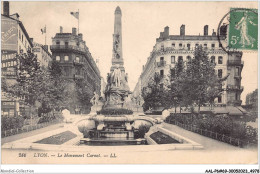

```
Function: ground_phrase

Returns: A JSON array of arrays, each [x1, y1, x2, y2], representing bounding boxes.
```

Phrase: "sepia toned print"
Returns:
[[1, 1, 258, 165]]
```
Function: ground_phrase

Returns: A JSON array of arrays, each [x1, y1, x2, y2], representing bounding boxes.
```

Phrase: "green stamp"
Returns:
[[228, 8, 258, 50]]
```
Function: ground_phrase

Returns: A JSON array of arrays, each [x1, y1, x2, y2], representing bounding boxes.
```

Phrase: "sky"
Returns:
[[7, 1, 258, 104]]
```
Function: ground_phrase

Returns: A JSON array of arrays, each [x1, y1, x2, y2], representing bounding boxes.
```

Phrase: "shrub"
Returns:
[[1, 116, 25, 131], [98, 108, 133, 115], [134, 124, 151, 139], [166, 113, 258, 144]]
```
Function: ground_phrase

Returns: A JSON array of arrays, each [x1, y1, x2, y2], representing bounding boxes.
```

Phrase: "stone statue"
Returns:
[[137, 94, 144, 106], [111, 64, 121, 87], [90, 92, 99, 106]]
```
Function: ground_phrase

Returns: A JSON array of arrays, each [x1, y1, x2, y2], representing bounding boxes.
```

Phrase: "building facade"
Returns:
[[1, 1, 34, 117], [134, 25, 243, 108], [50, 27, 101, 114], [33, 42, 52, 68]]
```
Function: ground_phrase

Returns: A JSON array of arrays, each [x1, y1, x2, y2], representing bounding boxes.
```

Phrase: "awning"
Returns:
[[226, 106, 244, 116], [213, 107, 229, 114], [236, 106, 248, 114]]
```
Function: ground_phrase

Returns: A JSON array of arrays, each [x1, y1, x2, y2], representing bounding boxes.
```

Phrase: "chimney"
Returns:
[[220, 24, 227, 36], [78, 33, 83, 41], [60, 26, 63, 33], [180, 25, 185, 36], [163, 26, 169, 39], [3, 1, 9, 16], [212, 29, 216, 36], [160, 32, 164, 38], [204, 25, 208, 36], [72, 27, 77, 35]]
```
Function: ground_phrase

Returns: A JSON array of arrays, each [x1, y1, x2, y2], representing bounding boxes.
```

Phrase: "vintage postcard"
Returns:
[[1, 0, 258, 169]]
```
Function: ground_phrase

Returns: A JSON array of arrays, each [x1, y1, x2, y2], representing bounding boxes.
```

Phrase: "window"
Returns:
[[172, 43, 175, 47], [64, 56, 69, 61], [211, 43, 215, 48], [235, 79, 240, 86], [187, 44, 190, 50], [179, 43, 182, 47], [178, 56, 183, 62], [219, 43, 222, 47], [211, 56, 215, 63], [195, 43, 199, 47], [218, 96, 222, 103], [10, 61, 13, 66], [218, 56, 223, 64], [65, 41, 69, 47], [171, 69, 176, 78], [160, 57, 164, 61], [64, 67, 70, 76], [56, 41, 60, 45], [76, 57, 80, 63], [56, 56, 60, 61], [171, 56, 175, 63], [22, 35, 23, 42], [186, 56, 191, 62], [235, 67, 240, 76], [235, 93, 239, 100], [160, 70, 164, 76], [161, 44, 164, 50], [204, 44, 207, 48], [19, 30, 21, 40], [218, 69, 222, 78]]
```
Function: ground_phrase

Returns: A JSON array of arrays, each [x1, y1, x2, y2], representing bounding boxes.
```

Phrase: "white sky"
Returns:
[[8, 1, 258, 103]]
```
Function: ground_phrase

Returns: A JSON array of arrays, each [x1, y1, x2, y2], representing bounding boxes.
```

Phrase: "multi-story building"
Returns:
[[134, 25, 244, 109], [32, 42, 52, 68], [50, 27, 101, 114], [1, 1, 34, 117]]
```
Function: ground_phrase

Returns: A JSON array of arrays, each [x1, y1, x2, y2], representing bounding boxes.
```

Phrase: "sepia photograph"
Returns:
[[0, 0, 259, 172]]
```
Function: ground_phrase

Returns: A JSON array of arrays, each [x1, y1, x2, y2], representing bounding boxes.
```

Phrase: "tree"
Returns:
[[169, 58, 185, 113], [142, 73, 170, 112], [75, 78, 92, 112], [183, 45, 224, 114], [6, 52, 69, 118], [47, 61, 70, 111], [6, 51, 40, 117]]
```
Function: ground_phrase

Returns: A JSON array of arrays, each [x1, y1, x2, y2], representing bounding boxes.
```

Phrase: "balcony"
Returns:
[[157, 61, 167, 67], [50, 45, 86, 53], [226, 85, 244, 91], [74, 74, 84, 80], [227, 60, 244, 66], [73, 60, 84, 66], [156, 46, 223, 53]]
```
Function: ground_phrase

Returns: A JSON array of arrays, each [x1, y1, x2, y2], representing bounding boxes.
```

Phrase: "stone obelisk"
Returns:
[[111, 6, 125, 72], [104, 6, 131, 109]]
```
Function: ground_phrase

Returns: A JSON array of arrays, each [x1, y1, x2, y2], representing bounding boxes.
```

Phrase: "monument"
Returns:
[[78, 7, 155, 145], [104, 6, 131, 109]]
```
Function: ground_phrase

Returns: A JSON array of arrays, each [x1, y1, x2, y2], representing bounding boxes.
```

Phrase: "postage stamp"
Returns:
[[228, 8, 258, 50]]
